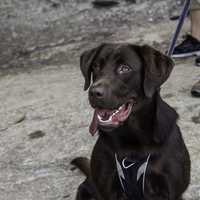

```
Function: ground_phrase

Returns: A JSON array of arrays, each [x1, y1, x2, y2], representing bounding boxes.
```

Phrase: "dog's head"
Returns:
[[80, 43, 174, 135]]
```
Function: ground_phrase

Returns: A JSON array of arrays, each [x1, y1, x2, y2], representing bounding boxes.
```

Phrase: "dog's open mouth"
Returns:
[[89, 100, 134, 135]]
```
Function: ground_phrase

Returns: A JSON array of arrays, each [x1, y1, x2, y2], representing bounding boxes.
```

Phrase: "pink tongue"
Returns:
[[89, 104, 131, 136], [89, 110, 98, 136]]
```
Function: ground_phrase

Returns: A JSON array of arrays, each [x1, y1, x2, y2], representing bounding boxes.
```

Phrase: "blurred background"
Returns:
[[0, 0, 185, 71], [0, 0, 199, 200]]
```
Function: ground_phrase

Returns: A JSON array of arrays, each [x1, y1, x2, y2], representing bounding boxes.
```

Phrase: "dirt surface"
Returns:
[[0, 0, 199, 200]]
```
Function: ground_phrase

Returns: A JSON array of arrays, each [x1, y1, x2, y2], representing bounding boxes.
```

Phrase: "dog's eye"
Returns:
[[117, 64, 132, 74]]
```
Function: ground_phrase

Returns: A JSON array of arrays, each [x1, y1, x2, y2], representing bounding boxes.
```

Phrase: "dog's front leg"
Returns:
[[75, 179, 96, 200], [144, 172, 175, 200], [75, 178, 104, 200], [109, 192, 128, 200], [94, 173, 129, 200]]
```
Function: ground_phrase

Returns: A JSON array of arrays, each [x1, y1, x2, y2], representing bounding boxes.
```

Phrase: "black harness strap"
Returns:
[[115, 153, 151, 200]]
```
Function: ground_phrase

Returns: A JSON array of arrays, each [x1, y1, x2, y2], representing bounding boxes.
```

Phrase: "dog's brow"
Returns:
[[113, 52, 125, 61], [99, 58, 105, 66]]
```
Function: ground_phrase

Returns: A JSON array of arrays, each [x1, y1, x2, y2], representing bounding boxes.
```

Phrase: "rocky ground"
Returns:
[[0, 0, 199, 200]]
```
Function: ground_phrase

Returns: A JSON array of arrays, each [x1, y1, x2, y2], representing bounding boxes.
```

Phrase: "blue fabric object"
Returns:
[[167, 0, 191, 57]]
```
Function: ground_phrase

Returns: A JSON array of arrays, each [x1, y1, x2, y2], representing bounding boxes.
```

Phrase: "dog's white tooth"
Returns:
[[97, 114, 102, 121], [112, 110, 118, 117], [98, 114, 113, 123], [119, 105, 123, 110]]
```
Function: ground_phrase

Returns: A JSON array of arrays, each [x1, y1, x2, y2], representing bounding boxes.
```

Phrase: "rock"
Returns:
[[92, 0, 119, 8], [125, 0, 136, 3], [29, 130, 46, 140]]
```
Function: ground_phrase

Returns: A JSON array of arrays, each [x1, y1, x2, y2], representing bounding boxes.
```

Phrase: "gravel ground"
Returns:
[[0, 0, 199, 200]]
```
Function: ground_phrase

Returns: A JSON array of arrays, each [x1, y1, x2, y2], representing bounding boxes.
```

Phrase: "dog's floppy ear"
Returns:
[[139, 45, 174, 98], [80, 45, 104, 90]]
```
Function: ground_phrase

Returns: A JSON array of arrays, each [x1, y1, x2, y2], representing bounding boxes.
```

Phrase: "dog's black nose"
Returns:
[[89, 85, 105, 99]]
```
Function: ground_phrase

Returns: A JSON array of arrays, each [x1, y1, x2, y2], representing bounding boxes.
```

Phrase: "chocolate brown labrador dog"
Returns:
[[71, 43, 190, 200]]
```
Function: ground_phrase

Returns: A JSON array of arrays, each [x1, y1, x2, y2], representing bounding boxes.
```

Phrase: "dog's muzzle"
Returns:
[[89, 100, 135, 135]]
